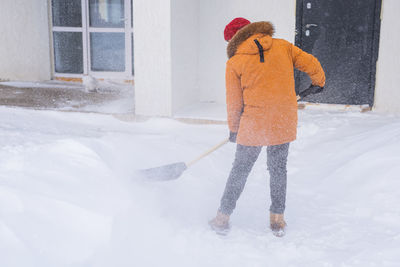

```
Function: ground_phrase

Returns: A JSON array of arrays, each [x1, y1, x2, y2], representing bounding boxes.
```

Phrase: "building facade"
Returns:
[[1, 0, 399, 115]]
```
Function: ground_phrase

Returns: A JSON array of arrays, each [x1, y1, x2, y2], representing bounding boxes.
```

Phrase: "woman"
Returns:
[[209, 18, 325, 236]]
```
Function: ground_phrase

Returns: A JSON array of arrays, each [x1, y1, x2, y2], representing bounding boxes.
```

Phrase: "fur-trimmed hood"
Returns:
[[227, 21, 275, 59]]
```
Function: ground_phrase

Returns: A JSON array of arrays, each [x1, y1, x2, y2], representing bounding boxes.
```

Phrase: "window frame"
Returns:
[[51, 0, 134, 79]]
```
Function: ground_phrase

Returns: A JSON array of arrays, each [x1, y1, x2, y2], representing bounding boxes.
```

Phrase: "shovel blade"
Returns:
[[139, 162, 188, 181]]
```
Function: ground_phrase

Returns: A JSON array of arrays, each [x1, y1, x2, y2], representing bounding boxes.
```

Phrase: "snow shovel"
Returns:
[[140, 85, 323, 181], [139, 138, 229, 181]]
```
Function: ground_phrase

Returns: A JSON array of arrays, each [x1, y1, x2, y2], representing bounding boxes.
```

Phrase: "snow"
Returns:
[[0, 106, 399, 267]]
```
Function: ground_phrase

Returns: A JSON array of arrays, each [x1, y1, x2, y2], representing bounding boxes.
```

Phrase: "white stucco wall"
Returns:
[[171, 0, 199, 114], [197, 0, 296, 104], [373, 0, 400, 113], [134, 0, 172, 116], [0, 0, 51, 81]]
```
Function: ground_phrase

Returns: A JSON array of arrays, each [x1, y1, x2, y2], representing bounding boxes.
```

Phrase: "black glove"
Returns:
[[299, 84, 324, 99], [229, 131, 237, 143]]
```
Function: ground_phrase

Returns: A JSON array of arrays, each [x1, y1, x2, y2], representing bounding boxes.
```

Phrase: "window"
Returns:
[[51, 0, 134, 78]]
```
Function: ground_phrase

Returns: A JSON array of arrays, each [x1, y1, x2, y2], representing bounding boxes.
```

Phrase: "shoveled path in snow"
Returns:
[[0, 106, 399, 267]]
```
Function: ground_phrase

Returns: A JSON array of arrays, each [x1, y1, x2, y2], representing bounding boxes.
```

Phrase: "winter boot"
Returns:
[[270, 213, 287, 237], [209, 211, 231, 235]]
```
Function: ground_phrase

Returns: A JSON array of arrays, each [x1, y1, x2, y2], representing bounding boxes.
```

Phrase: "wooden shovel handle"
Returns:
[[186, 138, 229, 167]]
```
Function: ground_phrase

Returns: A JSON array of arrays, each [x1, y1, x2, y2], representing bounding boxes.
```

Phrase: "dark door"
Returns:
[[295, 0, 381, 106]]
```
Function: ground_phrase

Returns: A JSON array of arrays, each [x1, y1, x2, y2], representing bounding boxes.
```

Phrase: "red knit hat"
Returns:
[[224, 17, 251, 41]]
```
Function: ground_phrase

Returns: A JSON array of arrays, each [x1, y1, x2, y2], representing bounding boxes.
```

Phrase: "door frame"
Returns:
[[294, 0, 382, 107], [51, 0, 134, 80]]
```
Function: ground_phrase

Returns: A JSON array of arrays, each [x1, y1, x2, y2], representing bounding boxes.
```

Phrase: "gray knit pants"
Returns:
[[219, 143, 290, 215]]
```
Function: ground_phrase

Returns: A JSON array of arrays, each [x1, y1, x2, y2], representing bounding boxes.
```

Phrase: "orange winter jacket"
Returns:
[[226, 22, 325, 146]]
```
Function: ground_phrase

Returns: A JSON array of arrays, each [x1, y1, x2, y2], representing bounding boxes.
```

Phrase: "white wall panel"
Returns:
[[374, 0, 400, 113], [134, 0, 172, 116], [171, 0, 199, 114], [0, 0, 51, 81]]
